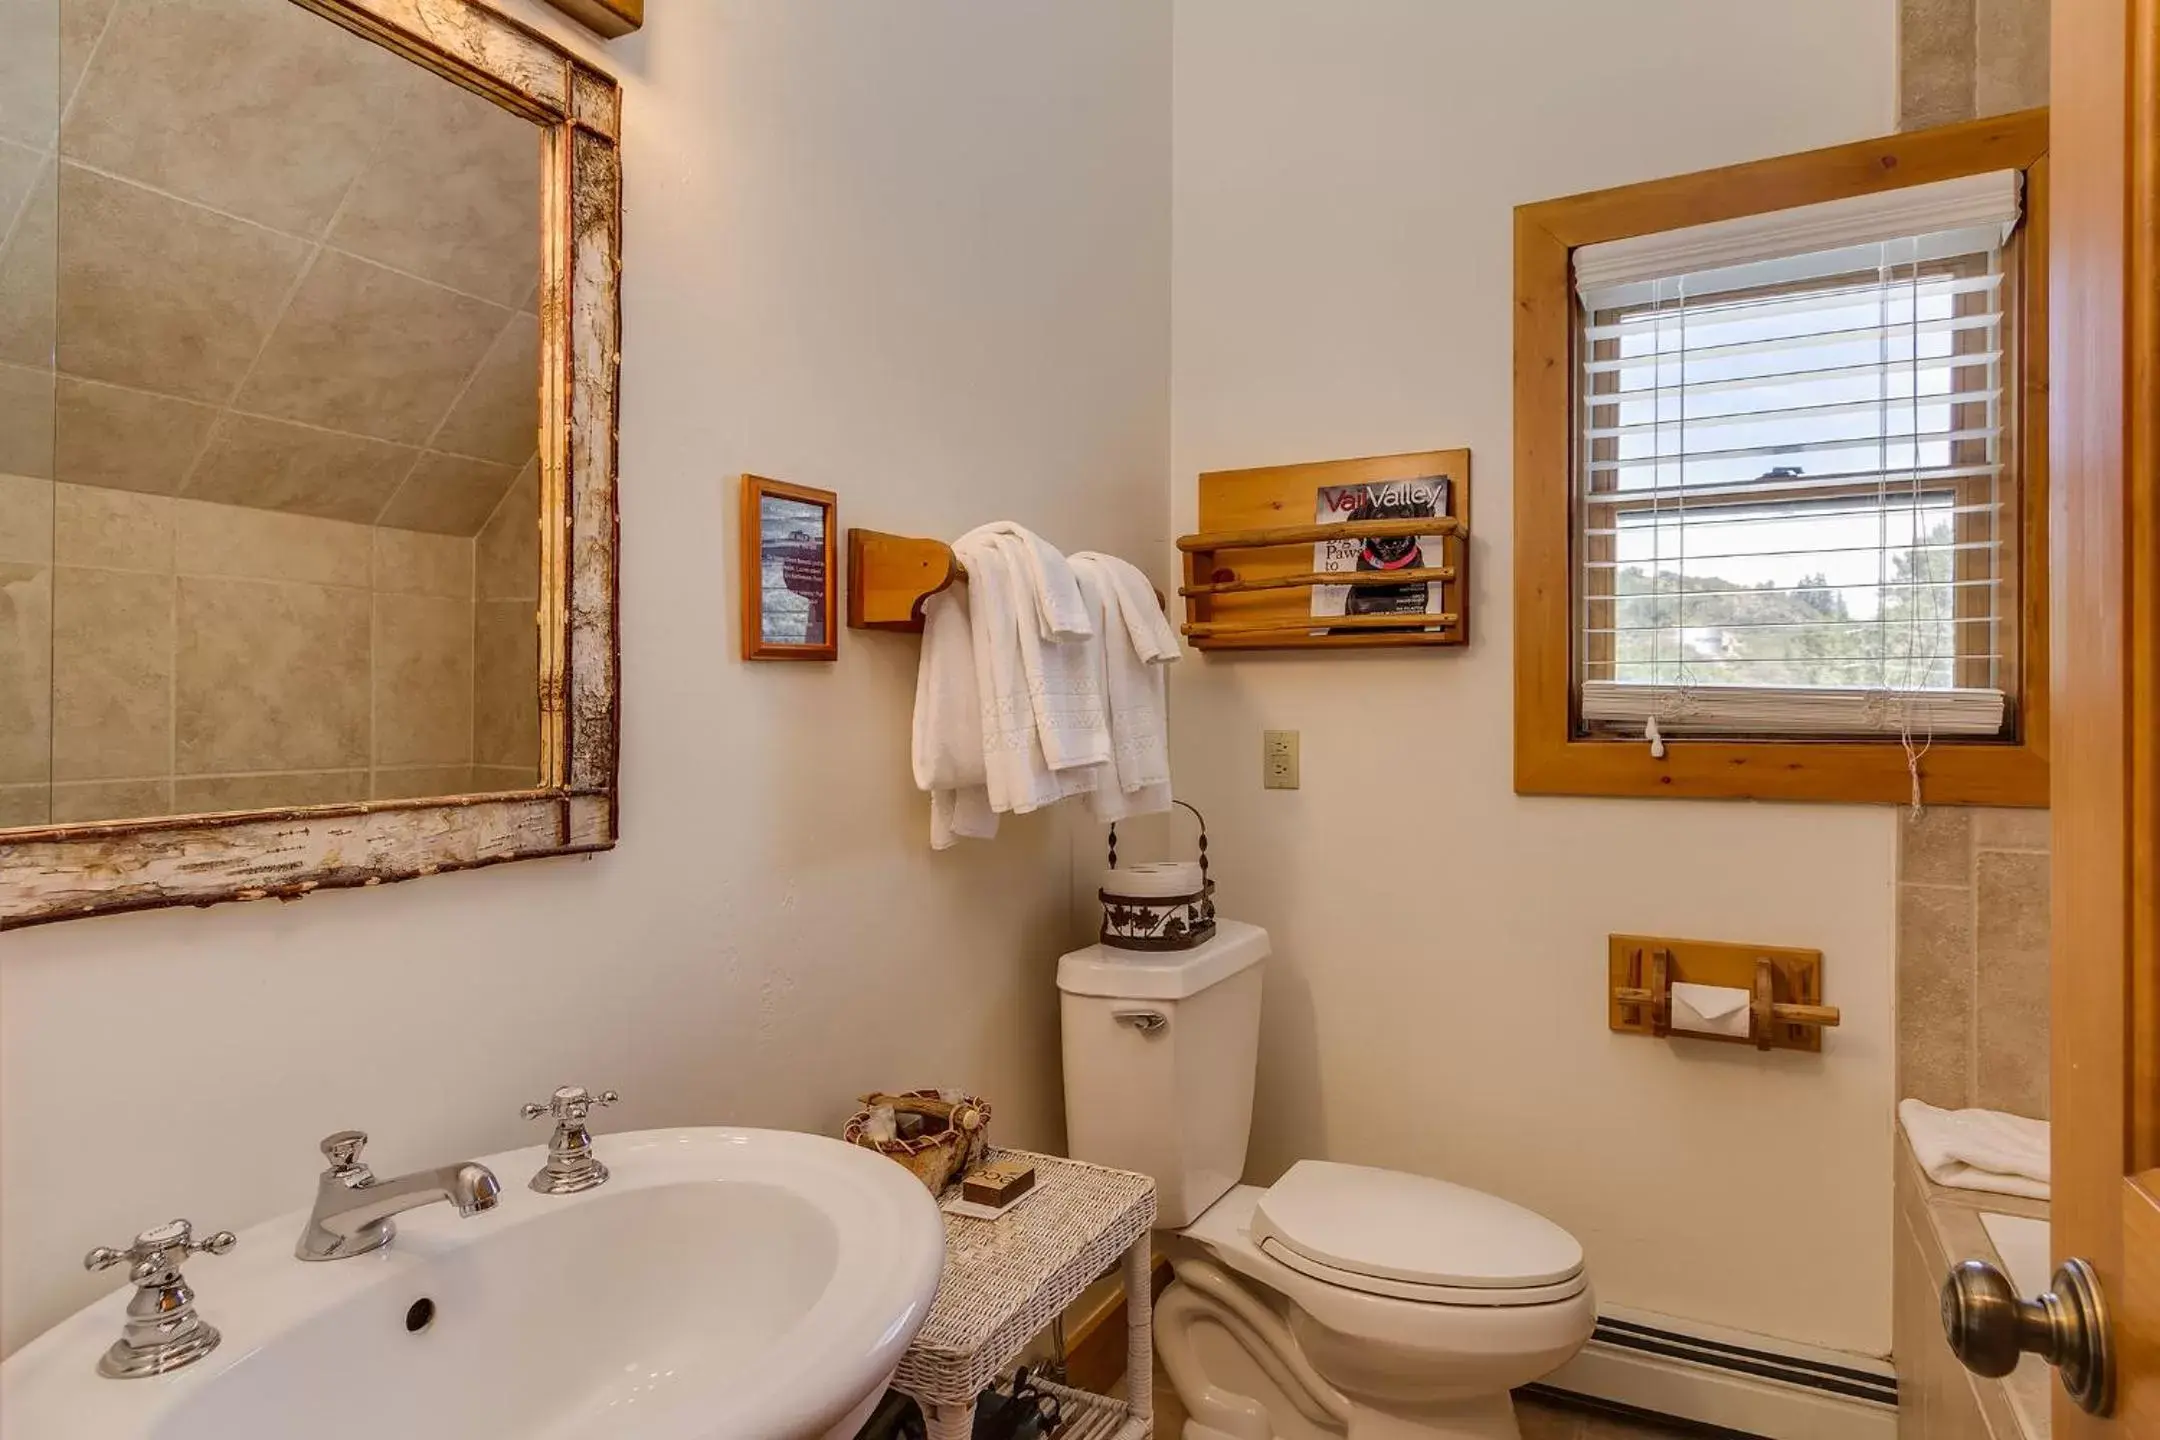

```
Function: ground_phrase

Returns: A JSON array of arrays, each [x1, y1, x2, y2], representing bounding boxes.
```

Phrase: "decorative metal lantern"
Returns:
[[1099, 800, 1216, 952]]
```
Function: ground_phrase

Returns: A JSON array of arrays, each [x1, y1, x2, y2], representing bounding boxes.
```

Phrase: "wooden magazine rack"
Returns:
[[1179, 449, 1471, 653]]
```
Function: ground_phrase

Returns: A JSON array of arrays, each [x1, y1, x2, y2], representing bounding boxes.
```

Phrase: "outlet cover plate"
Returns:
[[1264, 730, 1300, 789]]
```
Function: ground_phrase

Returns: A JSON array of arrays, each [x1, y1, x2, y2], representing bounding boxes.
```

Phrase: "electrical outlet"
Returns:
[[1263, 730, 1300, 790]]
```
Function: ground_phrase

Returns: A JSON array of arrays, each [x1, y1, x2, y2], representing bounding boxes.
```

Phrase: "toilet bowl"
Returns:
[[1058, 923, 1594, 1440]]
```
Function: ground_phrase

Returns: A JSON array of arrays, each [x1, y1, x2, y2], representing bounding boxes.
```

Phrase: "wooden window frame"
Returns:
[[1513, 111, 2050, 806]]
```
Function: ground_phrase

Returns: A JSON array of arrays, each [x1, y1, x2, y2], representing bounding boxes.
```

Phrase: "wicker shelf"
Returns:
[[893, 1149, 1157, 1440]]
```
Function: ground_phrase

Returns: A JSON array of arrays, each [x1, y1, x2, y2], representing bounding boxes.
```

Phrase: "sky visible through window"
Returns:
[[1589, 264, 1995, 691]]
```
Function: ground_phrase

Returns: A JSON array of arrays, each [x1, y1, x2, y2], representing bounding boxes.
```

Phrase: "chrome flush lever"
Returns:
[[83, 1219, 237, 1379], [520, 1085, 620, 1195]]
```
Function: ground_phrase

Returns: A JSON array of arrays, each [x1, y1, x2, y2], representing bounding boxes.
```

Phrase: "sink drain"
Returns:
[[404, 1298, 435, 1334]]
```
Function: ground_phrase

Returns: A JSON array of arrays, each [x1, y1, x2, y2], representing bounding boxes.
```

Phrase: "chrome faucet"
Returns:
[[295, 1131, 502, 1262], [519, 1084, 620, 1195], [83, 1219, 236, 1378]]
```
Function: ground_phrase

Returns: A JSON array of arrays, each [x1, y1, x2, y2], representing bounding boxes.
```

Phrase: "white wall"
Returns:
[[0, 0, 1171, 1353], [1168, 0, 1902, 1355]]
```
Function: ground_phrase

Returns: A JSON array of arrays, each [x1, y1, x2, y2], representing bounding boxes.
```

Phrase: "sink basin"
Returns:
[[1, 1128, 945, 1440]]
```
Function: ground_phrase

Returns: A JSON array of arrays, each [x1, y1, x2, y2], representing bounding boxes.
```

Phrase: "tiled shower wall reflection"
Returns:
[[0, 475, 538, 828], [1896, 807, 2051, 1119]]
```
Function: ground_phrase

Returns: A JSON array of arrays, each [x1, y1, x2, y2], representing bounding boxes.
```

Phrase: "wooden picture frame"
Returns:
[[740, 476, 839, 662], [0, 0, 624, 930]]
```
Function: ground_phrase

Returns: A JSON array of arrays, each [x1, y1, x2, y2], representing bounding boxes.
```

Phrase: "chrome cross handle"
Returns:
[[521, 1085, 619, 1124], [83, 1220, 237, 1379], [519, 1086, 619, 1195]]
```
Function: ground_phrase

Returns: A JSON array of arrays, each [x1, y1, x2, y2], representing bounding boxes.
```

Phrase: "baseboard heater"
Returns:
[[1529, 1313, 1898, 1440]]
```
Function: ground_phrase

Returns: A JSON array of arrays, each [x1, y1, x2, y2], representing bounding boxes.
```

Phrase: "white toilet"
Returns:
[[1058, 921, 1595, 1440]]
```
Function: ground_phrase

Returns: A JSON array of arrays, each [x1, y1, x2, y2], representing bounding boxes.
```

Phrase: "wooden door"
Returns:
[[2050, 0, 2159, 1432]]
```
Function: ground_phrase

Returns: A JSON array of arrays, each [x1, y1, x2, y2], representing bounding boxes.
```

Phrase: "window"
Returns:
[[1514, 114, 2048, 805]]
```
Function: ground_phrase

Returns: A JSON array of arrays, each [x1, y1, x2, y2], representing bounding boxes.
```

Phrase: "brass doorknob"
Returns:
[[1939, 1257, 2114, 1416]]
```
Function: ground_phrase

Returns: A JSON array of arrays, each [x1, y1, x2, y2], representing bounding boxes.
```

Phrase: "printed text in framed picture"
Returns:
[[740, 476, 839, 661]]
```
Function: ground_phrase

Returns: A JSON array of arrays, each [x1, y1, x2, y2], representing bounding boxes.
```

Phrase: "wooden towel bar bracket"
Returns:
[[847, 530, 961, 632], [844, 529, 1164, 634]]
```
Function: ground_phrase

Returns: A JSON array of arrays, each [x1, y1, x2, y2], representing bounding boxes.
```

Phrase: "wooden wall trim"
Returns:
[[1512, 112, 2052, 806]]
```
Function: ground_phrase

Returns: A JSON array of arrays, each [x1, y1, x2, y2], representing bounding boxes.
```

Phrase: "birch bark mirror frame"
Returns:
[[541, 0, 642, 39], [739, 476, 839, 663], [0, 0, 624, 931]]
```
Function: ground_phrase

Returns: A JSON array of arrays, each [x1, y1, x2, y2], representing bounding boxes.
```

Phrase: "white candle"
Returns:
[[1101, 861, 1203, 898]]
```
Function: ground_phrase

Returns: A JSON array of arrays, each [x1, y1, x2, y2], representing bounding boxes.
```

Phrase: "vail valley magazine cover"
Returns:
[[1309, 475, 1451, 629]]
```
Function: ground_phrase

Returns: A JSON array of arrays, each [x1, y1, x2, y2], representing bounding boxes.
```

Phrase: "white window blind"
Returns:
[[1572, 171, 2023, 741]]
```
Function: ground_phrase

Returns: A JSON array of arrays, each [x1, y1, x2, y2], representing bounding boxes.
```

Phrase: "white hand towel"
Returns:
[[910, 588, 997, 849], [978, 521, 1094, 642], [1071, 553, 1175, 822], [953, 530, 1066, 815], [985, 528, 1109, 777], [1078, 551, 1180, 663], [1898, 1099, 2050, 1200]]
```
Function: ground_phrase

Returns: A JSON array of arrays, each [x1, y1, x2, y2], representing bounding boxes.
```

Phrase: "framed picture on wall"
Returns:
[[740, 475, 839, 661]]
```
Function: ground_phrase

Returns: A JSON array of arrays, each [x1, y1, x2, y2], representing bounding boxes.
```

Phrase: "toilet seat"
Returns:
[[1250, 1160, 1586, 1306], [1256, 1236, 1588, 1306]]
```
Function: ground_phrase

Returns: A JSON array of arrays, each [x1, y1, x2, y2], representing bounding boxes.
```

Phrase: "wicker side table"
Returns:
[[893, 1149, 1157, 1440]]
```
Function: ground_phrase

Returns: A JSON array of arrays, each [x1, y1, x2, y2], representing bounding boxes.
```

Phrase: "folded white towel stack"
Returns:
[[1898, 1098, 2050, 1201], [911, 527, 1177, 846]]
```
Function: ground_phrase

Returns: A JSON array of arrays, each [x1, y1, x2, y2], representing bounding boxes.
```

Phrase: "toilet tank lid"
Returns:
[[1056, 920, 1269, 1000], [1253, 1160, 1585, 1291]]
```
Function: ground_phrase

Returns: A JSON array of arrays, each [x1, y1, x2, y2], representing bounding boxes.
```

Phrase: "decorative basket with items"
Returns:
[[1099, 799, 1215, 952], [843, 1090, 991, 1194]]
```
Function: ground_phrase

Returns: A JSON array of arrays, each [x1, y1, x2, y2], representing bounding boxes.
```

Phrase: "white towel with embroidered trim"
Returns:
[[1070, 552, 1178, 821], [951, 525, 1105, 814], [1080, 551, 1180, 664], [1898, 1099, 2050, 1200], [910, 587, 997, 849], [988, 526, 1107, 777]]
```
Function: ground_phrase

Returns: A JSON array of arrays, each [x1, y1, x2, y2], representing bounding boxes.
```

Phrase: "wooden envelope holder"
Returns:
[[1608, 934, 1841, 1053]]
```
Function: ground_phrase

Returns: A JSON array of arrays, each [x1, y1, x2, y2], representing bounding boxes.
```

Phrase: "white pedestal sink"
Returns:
[[1, 1128, 945, 1440]]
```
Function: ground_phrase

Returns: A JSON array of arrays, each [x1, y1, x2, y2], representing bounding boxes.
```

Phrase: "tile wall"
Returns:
[[0, 473, 538, 825], [1898, 0, 2049, 130], [0, 0, 538, 533], [1893, 0, 2051, 1124], [1895, 807, 2051, 1118], [472, 462, 540, 792]]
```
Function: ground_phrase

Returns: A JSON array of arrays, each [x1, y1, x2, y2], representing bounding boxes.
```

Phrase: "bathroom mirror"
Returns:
[[0, 0, 622, 929]]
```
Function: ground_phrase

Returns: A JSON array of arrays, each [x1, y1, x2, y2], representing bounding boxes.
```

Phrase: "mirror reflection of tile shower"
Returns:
[[0, 0, 544, 829]]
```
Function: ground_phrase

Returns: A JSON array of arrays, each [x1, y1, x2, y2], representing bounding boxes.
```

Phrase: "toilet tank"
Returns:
[[1058, 920, 1268, 1228]]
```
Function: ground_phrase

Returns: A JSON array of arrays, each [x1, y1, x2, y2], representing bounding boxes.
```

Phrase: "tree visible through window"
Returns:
[[1573, 186, 2019, 740], [1609, 516, 1959, 690]]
